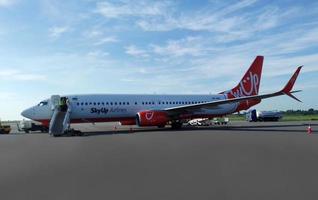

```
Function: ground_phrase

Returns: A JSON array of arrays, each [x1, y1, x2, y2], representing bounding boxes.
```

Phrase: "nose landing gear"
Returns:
[[53, 129, 84, 137]]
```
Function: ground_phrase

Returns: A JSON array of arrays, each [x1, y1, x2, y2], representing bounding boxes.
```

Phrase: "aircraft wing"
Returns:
[[165, 66, 302, 113]]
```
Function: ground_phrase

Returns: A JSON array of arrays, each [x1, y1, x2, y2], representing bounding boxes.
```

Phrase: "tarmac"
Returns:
[[1, 121, 318, 200]]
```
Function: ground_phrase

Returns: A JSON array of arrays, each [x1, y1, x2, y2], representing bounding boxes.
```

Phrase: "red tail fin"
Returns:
[[222, 56, 264, 99]]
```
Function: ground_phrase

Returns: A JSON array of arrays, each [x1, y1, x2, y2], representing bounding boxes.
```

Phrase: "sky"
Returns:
[[0, 0, 318, 120]]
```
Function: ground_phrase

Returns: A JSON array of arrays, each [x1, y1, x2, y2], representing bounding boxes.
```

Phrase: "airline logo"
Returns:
[[91, 108, 109, 114], [90, 107, 128, 114], [226, 72, 260, 98], [221, 56, 263, 99], [146, 112, 154, 120]]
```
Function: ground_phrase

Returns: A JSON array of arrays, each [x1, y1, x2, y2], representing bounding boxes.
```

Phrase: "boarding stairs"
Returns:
[[49, 95, 71, 136]]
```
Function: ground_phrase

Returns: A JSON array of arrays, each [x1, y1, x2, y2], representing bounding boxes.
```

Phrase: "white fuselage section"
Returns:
[[22, 94, 239, 123]]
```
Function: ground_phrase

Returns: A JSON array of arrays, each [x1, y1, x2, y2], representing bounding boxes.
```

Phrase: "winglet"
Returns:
[[281, 66, 302, 102]]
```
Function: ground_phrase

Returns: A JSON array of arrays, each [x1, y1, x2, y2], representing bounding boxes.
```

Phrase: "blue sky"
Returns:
[[0, 0, 318, 120]]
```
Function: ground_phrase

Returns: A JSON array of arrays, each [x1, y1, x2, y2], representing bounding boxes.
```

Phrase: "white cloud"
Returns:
[[94, 36, 118, 45], [274, 28, 318, 54], [96, 0, 171, 18], [87, 50, 109, 57], [0, 0, 15, 7], [125, 45, 149, 57], [0, 69, 46, 81], [151, 36, 206, 57], [48, 26, 69, 38], [135, 0, 258, 33], [222, 0, 258, 14], [84, 29, 103, 38], [83, 29, 119, 46], [0, 91, 18, 101]]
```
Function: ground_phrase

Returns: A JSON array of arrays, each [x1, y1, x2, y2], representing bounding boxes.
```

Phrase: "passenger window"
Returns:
[[127, 102, 129, 105], [110, 102, 113, 105], [115, 102, 117, 105], [135, 102, 137, 105], [119, 102, 122, 105]]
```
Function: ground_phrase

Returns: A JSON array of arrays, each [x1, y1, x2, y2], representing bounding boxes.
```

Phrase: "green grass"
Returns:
[[281, 114, 318, 121], [228, 114, 318, 122], [228, 114, 246, 121]]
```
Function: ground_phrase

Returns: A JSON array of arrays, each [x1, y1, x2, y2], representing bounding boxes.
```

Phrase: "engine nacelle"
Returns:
[[119, 119, 136, 126], [136, 111, 169, 127]]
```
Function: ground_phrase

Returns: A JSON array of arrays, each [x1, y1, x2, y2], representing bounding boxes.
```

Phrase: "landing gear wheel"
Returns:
[[171, 122, 183, 129]]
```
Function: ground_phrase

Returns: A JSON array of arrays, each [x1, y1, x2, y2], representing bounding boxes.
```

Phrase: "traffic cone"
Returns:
[[307, 125, 313, 134]]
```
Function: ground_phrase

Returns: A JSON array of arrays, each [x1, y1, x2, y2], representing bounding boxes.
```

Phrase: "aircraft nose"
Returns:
[[21, 108, 33, 119]]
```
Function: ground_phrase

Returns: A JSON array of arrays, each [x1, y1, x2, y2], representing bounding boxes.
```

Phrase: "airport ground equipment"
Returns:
[[48, 95, 82, 136], [49, 95, 71, 136], [0, 121, 11, 134], [246, 109, 282, 122], [213, 117, 229, 125], [188, 118, 211, 126], [188, 117, 229, 126], [18, 120, 48, 133]]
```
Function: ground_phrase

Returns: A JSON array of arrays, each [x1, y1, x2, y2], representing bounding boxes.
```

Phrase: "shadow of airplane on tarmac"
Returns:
[[79, 122, 318, 137]]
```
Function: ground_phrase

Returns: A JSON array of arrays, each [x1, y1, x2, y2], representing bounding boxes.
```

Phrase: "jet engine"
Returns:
[[136, 111, 169, 126]]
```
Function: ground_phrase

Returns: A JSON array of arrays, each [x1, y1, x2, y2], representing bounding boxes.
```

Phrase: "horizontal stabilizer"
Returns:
[[285, 92, 302, 102]]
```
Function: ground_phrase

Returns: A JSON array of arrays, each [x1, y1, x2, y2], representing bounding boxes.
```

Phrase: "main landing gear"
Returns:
[[171, 121, 183, 129]]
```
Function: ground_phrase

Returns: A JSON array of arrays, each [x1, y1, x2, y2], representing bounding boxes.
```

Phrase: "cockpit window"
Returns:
[[38, 101, 48, 106]]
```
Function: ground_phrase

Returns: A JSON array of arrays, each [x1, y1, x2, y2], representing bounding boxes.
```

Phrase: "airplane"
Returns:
[[21, 56, 302, 135]]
